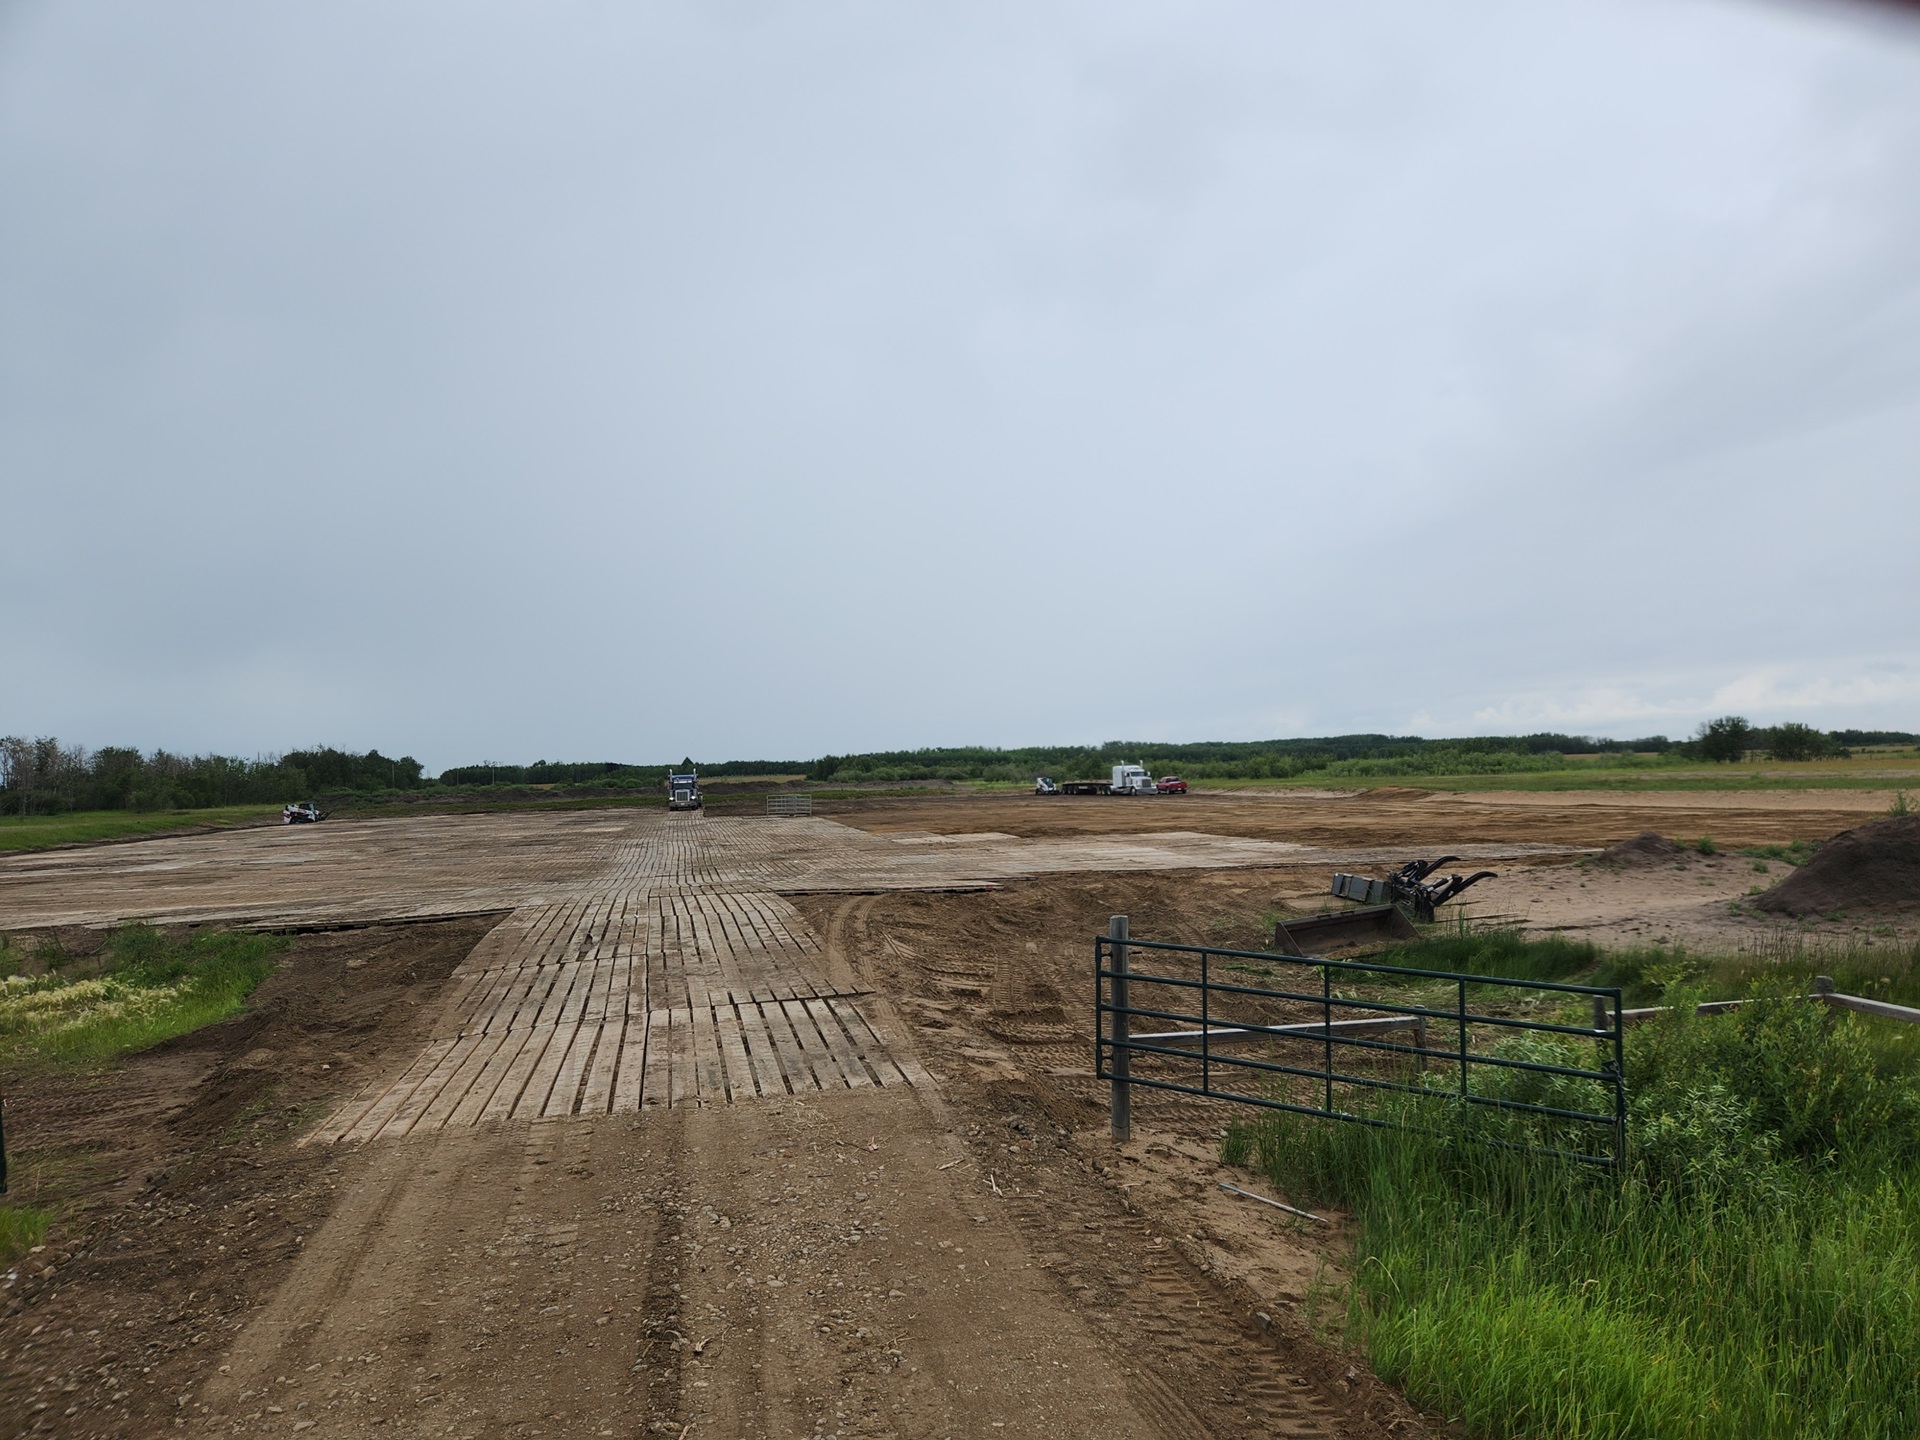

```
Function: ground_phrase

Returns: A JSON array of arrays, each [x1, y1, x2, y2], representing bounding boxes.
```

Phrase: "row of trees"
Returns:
[[1684, 717, 1879, 763], [6, 720, 1905, 814], [0, 739, 423, 816]]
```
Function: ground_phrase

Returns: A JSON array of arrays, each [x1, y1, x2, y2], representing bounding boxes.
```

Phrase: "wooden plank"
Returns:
[[664, 1006, 701, 1108], [578, 955, 633, 1115], [754, 996, 819, 1093], [338, 1037, 460, 1142], [1823, 992, 1920, 1024], [799, 996, 873, 1089], [443, 1027, 523, 1128], [520, 1011, 588, 1118], [613, 989, 651, 1113], [540, 1019, 605, 1119], [731, 994, 788, 1098], [772, 999, 841, 1092], [415, 1028, 517, 1132], [709, 994, 758, 1100], [830, 997, 932, 1087], [478, 1024, 561, 1123]]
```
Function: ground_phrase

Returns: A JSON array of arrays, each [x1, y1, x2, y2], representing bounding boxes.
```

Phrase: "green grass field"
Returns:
[[1189, 756, 1920, 793], [0, 805, 281, 854]]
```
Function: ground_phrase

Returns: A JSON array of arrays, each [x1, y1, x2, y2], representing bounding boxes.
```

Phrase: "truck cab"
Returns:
[[667, 771, 703, 811], [1110, 763, 1156, 795]]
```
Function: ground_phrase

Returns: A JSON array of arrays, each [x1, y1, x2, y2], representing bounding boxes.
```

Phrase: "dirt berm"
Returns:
[[1754, 814, 1920, 918], [1597, 831, 1684, 866]]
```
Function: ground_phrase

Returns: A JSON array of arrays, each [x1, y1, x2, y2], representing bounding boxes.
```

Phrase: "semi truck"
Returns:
[[666, 770, 703, 811], [1051, 763, 1159, 796]]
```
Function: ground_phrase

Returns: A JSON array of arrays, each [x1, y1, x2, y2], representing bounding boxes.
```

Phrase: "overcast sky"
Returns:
[[3, 1, 1917, 769]]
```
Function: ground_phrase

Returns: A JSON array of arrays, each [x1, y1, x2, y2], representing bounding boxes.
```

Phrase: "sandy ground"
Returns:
[[826, 786, 1889, 850], [0, 787, 1901, 1438]]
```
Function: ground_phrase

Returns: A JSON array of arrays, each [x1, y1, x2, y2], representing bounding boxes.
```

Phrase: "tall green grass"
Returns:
[[1371, 926, 1602, 983], [1225, 990, 1920, 1439], [0, 924, 287, 1068]]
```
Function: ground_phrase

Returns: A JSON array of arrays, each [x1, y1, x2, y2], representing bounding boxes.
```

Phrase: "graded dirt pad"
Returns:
[[825, 786, 1888, 851], [3, 791, 1896, 1439], [1, 813, 1421, 1440], [1755, 814, 1920, 919]]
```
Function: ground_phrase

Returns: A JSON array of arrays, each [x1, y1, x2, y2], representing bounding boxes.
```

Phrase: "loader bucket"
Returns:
[[1272, 904, 1419, 958]]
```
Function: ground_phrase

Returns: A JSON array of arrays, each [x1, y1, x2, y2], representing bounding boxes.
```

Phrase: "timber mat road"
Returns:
[[0, 790, 1882, 1438]]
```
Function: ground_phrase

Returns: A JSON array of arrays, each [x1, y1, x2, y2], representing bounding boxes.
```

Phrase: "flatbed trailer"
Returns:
[[1050, 763, 1158, 797]]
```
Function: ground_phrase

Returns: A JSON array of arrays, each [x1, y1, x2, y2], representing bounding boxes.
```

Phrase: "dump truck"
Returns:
[[666, 770, 703, 811], [1058, 763, 1159, 796]]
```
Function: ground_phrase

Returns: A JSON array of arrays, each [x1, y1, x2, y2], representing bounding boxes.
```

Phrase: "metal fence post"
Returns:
[[1109, 915, 1131, 1142], [1611, 993, 1626, 1168], [1457, 977, 1469, 1100]]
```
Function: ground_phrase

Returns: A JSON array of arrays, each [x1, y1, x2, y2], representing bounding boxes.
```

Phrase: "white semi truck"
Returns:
[[1055, 763, 1158, 796]]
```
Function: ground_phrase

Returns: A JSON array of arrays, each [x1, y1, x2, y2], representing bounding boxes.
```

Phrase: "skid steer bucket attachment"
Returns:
[[1271, 904, 1419, 957]]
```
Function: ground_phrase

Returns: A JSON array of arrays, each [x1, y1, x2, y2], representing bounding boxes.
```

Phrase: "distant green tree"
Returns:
[[1695, 716, 1754, 763], [1764, 722, 1832, 762]]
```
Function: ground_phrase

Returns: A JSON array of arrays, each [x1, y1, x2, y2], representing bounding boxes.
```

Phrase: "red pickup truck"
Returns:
[[1155, 776, 1188, 794]]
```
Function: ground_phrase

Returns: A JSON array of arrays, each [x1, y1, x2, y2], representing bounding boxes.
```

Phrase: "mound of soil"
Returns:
[[1754, 814, 1920, 918], [1599, 831, 1684, 866]]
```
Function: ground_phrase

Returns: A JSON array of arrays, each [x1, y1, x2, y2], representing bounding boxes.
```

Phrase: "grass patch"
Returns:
[[0, 806, 280, 854], [1370, 926, 1603, 984], [1739, 838, 1822, 865], [0, 1202, 51, 1262], [0, 924, 287, 1069], [1225, 964, 1920, 1439], [1192, 755, 1920, 794]]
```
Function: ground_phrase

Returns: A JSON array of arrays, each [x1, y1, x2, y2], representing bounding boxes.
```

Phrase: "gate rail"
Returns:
[[1095, 915, 1627, 1166]]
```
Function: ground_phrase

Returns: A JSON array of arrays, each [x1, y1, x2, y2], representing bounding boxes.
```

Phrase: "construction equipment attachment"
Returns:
[[1331, 856, 1498, 923]]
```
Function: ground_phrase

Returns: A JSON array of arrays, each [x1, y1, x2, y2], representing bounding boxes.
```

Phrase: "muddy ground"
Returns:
[[0, 787, 1897, 1438]]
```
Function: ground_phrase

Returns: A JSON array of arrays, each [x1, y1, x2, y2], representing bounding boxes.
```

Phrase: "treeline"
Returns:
[[810, 723, 1919, 782], [8, 721, 1910, 816], [810, 733, 1686, 784], [436, 757, 804, 787], [0, 739, 423, 816], [1680, 717, 1917, 763]]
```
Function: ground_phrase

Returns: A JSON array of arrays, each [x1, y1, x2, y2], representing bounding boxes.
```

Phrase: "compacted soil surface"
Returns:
[[0, 787, 1891, 1438], [0, 895, 1413, 1439]]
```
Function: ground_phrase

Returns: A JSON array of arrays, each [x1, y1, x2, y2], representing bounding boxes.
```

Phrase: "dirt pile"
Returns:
[[1754, 815, 1920, 918], [1598, 831, 1684, 866]]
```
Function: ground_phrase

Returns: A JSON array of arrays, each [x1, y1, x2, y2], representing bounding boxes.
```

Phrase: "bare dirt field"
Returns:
[[0, 787, 1894, 1438], [824, 785, 1888, 849]]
